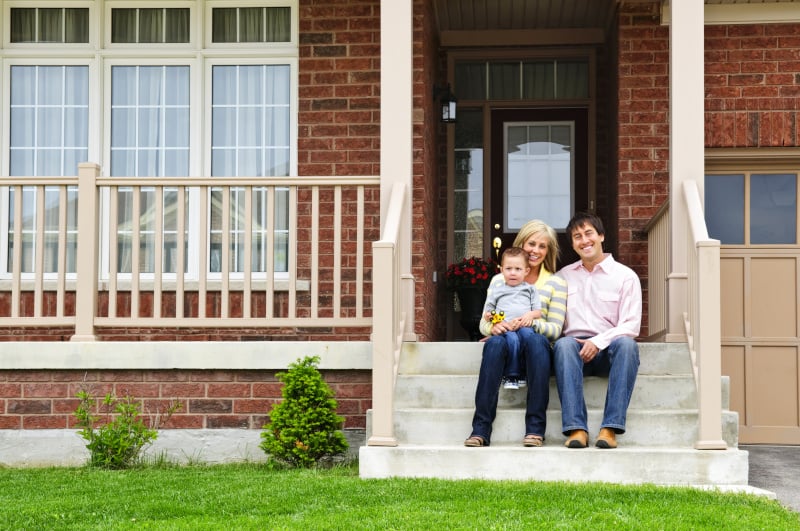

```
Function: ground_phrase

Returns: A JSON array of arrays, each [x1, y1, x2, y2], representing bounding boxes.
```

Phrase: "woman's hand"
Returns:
[[491, 319, 513, 335]]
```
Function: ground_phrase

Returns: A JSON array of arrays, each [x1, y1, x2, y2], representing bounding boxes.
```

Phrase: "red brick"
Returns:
[[0, 416, 22, 428], [207, 383, 251, 398], [162, 383, 206, 397], [7, 400, 51, 414], [23, 383, 69, 398], [23, 415, 67, 429], [188, 399, 232, 414], [206, 415, 250, 429], [233, 399, 274, 414]]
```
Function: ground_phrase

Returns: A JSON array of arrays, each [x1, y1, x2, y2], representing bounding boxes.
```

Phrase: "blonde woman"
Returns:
[[464, 220, 567, 447]]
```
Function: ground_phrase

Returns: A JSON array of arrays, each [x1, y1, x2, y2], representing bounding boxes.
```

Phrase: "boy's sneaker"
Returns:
[[503, 378, 519, 390]]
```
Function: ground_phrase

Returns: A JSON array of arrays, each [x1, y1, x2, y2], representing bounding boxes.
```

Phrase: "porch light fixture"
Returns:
[[434, 83, 457, 123]]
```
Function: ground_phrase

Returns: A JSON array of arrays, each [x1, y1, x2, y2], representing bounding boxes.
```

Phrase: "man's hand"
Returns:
[[576, 338, 599, 363]]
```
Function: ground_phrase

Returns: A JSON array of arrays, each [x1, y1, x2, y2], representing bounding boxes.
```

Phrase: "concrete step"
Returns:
[[394, 374, 700, 410], [359, 445, 749, 485], [399, 342, 693, 376], [381, 408, 739, 447]]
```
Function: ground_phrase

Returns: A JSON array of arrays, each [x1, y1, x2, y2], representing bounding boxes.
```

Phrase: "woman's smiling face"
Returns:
[[521, 233, 549, 271]]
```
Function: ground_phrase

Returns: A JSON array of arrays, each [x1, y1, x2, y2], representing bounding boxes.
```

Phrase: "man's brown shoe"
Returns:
[[595, 428, 618, 449], [564, 429, 588, 448]]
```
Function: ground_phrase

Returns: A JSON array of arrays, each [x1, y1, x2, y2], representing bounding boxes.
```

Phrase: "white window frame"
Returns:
[[3, 1, 98, 49]]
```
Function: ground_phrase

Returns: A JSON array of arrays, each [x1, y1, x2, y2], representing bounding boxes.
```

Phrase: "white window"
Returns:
[[10, 7, 90, 43], [110, 7, 190, 43], [210, 63, 292, 273], [2, 1, 298, 279], [3, 65, 88, 274]]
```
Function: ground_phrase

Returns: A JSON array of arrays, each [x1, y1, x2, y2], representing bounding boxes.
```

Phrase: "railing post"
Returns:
[[369, 239, 398, 446], [695, 240, 726, 449], [71, 163, 100, 341]]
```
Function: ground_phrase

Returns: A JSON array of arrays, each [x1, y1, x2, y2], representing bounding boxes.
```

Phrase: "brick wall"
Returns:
[[705, 22, 800, 147], [0, 369, 370, 430], [617, 1, 670, 339]]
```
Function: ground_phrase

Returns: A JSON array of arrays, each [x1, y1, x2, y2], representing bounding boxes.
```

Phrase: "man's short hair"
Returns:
[[566, 212, 605, 237]]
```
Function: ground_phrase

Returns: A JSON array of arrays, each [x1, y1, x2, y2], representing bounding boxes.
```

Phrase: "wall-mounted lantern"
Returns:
[[433, 83, 457, 123]]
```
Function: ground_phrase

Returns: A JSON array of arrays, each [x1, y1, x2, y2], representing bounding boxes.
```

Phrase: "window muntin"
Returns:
[[111, 8, 190, 43], [211, 6, 290, 43], [705, 172, 798, 245], [10, 7, 89, 43]]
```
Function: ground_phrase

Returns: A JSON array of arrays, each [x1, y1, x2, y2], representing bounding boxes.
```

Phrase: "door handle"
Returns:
[[492, 236, 502, 260]]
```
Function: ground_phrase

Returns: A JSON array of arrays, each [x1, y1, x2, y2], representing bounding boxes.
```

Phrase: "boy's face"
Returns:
[[501, 255, 530, 286]]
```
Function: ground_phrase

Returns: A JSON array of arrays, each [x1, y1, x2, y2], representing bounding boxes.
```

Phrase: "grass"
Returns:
[[0, 462, 798, 530]]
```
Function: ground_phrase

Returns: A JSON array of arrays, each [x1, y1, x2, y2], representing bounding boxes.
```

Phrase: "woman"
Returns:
[[464, 220, 567, 447]]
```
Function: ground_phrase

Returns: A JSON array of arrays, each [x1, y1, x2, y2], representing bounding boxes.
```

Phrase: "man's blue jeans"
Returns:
[[470, 328, 551, 444], [552, 336, 639, 435]]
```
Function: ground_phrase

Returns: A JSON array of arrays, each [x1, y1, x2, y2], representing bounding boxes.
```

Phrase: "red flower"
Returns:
[[444, 256, 498, 291]]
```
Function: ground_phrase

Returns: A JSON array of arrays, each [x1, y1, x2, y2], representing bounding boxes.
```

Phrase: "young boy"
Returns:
[[482, 247, 542, 390]]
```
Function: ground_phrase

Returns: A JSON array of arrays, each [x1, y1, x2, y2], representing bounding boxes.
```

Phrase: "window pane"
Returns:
[[557, 61, 589, 99], [10, 8, 36, 42], [523, 62, 554, 100], [111, 66, 190, 177], [165, 9, 190, 43], [10, 66, 88, 177], [212, 8, 237, 43], [705, 174, 744, 245], [453, 109, 484, 259], [455, 62, 486, 101], [506, 123, 572, 231], [139, 8, 163, 43], [111, 9, 137, 43], [751, 174, 797, 244], [265, 7, 291, 42], [240, 7, 263, 43], [38, 8, 63, 43], [65, 8, 90, 43], [489, 62, 519, 100]]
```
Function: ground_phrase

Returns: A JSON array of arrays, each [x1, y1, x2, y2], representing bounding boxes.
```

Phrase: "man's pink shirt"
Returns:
[[558, 254, 642, 350]]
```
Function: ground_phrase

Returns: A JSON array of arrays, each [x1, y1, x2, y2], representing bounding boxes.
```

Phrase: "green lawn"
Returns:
[[0, 463, 798, 530]]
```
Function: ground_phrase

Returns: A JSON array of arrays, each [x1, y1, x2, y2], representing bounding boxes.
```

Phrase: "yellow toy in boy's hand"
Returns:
[[490, 310, 505, 324]]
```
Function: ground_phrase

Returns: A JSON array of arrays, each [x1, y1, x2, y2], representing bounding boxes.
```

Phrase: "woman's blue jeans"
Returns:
[[552, 336, 640, 435], [470, 328, 551, 444]]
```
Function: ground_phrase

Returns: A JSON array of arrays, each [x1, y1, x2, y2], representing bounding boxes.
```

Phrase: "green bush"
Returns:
[[260, 356, 349, 468], [74, 391, 180, 469]]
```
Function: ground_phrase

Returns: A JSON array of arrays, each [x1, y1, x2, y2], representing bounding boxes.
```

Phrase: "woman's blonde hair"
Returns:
[[513, 220, 559, 274]]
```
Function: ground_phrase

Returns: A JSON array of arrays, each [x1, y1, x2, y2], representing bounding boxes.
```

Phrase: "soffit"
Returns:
[[432, 0, 620, 47]]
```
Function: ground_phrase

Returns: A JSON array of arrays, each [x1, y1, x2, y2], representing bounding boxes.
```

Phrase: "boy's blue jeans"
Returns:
[[552, 336, 640, 435]]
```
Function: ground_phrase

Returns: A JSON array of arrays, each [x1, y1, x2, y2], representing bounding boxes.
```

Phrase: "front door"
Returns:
[[490, 108, 588, 268]]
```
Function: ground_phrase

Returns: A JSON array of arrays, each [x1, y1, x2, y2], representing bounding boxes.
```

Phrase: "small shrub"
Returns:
[[74, 391, 180, 469], [260, 356, 349, 468]]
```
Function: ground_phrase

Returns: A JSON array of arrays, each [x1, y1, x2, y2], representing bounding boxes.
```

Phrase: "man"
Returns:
[[554, 212, 641, 449]]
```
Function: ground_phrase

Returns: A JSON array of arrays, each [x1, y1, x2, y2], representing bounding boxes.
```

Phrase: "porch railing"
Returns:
[[682, 180, 726, 450], [367, 182, 409, 446], [0, 163, 382, 339], [645, 201, 669, 341]]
